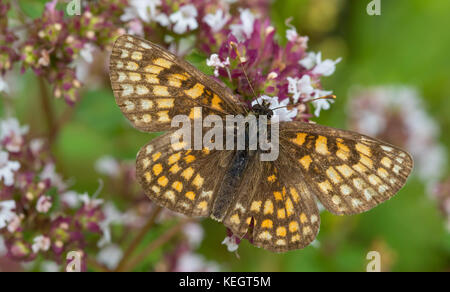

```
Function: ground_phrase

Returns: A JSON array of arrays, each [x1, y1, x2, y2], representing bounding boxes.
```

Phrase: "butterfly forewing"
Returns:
[[280, 122, 413, 215], [109, 35, 245, 132]]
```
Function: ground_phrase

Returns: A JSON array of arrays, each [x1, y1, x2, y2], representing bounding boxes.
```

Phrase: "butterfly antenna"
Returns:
[[270, 94, 336, 111], [230, 42, 260, 106]]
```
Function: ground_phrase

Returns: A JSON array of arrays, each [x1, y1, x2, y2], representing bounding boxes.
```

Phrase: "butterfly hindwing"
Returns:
[[109, 35, 246, 132], [280, 121, 413, 215], [136, 131, 235, 217], [221, 153, 320, 252]]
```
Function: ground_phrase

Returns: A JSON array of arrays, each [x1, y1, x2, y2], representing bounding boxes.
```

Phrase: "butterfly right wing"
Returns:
[[109, 34, 246, 133], [280, 121, 413, 215]]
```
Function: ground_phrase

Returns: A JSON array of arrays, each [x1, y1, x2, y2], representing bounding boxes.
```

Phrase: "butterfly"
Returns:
[[109, 35, 413, 252]]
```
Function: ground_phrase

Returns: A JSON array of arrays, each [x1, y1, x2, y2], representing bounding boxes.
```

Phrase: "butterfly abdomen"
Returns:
[[211, 150, 251, 221]]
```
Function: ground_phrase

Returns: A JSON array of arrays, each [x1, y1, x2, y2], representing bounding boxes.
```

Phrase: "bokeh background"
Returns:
[[1, 0, 449, 272]]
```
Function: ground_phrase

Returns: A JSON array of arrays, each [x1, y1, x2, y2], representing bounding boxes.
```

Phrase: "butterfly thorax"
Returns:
[[250, 100, 274, 120]]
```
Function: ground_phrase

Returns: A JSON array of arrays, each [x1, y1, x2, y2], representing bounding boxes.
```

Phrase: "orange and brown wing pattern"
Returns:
[[280, 121, 413, 215], [221, 154, 320, 252], [109, 34, 246, 132], [136, 132, 234, 217]]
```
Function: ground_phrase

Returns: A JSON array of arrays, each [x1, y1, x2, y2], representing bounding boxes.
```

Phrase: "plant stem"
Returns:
[[114, 206, 162, 272], [122, 217, 193, 272], [38, 77, 56, 143]]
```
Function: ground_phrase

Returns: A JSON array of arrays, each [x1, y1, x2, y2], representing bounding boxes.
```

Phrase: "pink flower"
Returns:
[[32, 235, 51, 253], [36, 195, 52, 213], [0, 118, 28, 153], [206, 54, 230, 77], [7, 213, 22, 233]]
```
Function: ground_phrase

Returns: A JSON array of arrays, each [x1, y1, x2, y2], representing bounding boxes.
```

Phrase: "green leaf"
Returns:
[[185, 51, 214, 76], [18, 0, 47, 19], [46, 187, 60, 214]]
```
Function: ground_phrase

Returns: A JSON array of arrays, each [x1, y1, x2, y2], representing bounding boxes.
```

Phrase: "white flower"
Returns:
[[125, 19, 144, 36], [286, 26, 309, 48], [32, 235, 51, 253], [0, 75, 9, 93], [300, 51, 342, 76], [121, 0, 168, 26], [287, 75, 336, 117], [230, 9, 255, 41], [310, 90, 334, 117], [98, 203, 124, 247], [80, 43, 95, 64], [312, 53, 342, 76], [74, 43, 96, 82], [169, 4, 198, 34], [203, 9, 230, 33], [0, 151, 20, 186], [182, 223, 204, 248], [0, 118, 29, 152], [61, 191, 82, 208], [221, 235, 240, 253], [175, 252, 220, 272], [95, 156, 120, 177], [80, 193, 104, 209], [30, 138, 44, 157], [36, 195, 52, 213], [276, 98, 298, 121], [0, 200, 16, 229], [286, 27, 298, 42], [155, 13, 170, 27], [416, 144, 446, 183], [96, 244, 123, 270], [63, 191, 106, 211], [41, 163, 66, 191], [287, 75, 315, 103], [299, 52, 317, 70], [251, 95, 298, 122], [206, 54, 230, 77]]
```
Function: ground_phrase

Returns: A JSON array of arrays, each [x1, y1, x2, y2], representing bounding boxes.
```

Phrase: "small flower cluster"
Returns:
[[200, 9, 341, 120], [0, 116, 110, 271], [348, 86, 447, 188], [1, 0, 340, 116], [1, 0, 131, 103]]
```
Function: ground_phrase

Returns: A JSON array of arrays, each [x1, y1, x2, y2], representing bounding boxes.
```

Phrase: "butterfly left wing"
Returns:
[[109, 35, 246, 133], [280, 121, 413, 215]]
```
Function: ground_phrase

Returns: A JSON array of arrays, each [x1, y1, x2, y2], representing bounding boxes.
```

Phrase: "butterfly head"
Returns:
[[251, 100, 273, 120]]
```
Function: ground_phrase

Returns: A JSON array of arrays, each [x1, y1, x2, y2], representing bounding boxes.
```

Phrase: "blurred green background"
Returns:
[[5, 0, 450, 271]]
